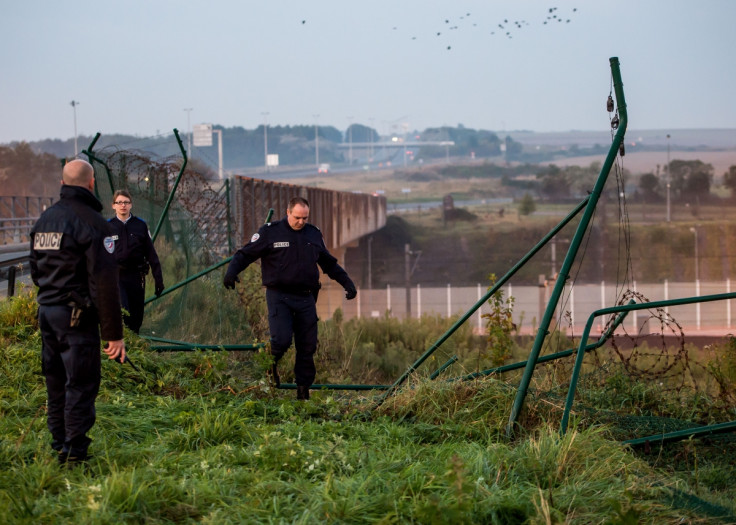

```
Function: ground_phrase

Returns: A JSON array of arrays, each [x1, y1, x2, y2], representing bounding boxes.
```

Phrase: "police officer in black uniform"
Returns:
[[223, 196, 357, 400], [30, 159, 126, 465], [107, 189, 164, 334]]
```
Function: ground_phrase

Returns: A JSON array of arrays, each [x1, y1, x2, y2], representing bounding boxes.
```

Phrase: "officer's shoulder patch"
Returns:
[[103, 236, 115, 254], [250, 232, 260, 243], [34, 232, 63, 250]]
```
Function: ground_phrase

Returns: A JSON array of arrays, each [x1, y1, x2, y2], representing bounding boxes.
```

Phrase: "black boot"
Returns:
[[58, 450, 92, 467], [267, 363, 280, 387], [296, 385, 310, 400]]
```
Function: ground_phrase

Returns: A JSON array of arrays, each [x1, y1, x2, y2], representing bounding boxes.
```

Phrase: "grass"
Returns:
[[2, 291, 736, 523]]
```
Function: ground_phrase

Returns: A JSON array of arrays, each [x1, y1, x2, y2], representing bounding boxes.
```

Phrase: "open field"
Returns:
[[284, 149, 736, 203], [551, 150, 736, 179], [285, 166, 508, 202]]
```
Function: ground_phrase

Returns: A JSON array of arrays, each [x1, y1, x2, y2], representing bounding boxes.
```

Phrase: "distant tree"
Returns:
[[567, 163, 600, 195], [669, 159, 714, 201], [0, 143, 60, 197], [723, 165, 736, 200], [346, 123, 379, 143], [518, 193, 536, 216], [638, 172, 661, 202], [421, 126, 501, 158], [503, 136, 523, 161], [537, 165, 571, 199], [684, 168, 713, 199]]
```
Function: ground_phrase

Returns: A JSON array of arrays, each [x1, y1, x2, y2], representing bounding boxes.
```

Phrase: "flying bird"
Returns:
[[388, 6, 579, 49]]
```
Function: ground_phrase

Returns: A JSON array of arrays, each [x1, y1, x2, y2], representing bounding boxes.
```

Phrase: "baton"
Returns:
[[104, 343, 141, 373]]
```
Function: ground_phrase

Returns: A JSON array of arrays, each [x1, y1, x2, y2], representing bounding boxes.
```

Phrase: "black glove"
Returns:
[[223, 273, 240, 290], [155, 281, 165, 297], [345, 286, 357, 300]]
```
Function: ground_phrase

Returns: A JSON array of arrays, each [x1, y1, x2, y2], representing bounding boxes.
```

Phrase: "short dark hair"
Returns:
[[288, 197, 309, 210], [112, 189, 132, 204]]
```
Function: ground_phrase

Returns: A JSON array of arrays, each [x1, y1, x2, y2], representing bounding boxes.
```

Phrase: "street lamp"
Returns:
[[666, 134, 671, 222], [70, 100, 80, 156], [313, 114, 320, 168], [368, 117, 375, 161], [183, 108, 193, 156], [347, 116, 353, 166], [261, 112, 269, 172], [690, 226, 700, 329]]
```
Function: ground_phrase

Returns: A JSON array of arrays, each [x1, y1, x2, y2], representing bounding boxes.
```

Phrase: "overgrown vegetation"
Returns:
[[347, 205, 736, 287], [1, 289, 735, 523]]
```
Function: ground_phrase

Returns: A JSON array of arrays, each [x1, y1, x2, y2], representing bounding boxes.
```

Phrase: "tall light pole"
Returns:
[[184, 108, 193, 156], [402, 122, 409, 167], [666, 134, 671, 222], [690, 226, 700, 329], [261, 111, 269, 172], [347, 116, 353, 166], [313, 114, 320, 168], [368, 117, 375, 161], [70, 100, 80, 156], [367, 236, 373, 290]]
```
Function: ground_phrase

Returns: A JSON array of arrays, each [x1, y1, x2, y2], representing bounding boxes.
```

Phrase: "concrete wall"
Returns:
[[231, 176, 386, 250]]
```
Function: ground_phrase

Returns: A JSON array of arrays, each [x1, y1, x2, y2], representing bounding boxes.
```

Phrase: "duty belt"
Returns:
[[267, 286, 314, 296]]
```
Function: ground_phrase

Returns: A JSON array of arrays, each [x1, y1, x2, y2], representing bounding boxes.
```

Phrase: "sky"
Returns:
[[2, 0, 736, 144]]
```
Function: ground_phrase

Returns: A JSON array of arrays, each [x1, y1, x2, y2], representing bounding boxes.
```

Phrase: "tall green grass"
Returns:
[[1, 291, 735, 523]]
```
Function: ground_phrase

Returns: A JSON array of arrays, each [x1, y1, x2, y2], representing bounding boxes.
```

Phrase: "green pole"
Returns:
[[623, 421, 736, 447], [151, 128, 186, 242], [144, 208, 273, 304], [507, 57, 628, 436], [278, 383, 390, 391], [87, 132, 101, 152], [83, 132, 115, 200], [430, 355, 459, 380], [144, 256, 231, 305], [560, 291, 736, 435], [150, 344, 264, 352], [374, 195, 590, 407]]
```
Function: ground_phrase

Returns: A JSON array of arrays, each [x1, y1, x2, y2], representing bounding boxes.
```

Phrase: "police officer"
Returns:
[[108, 190, 164, 333], [223, 196, 357, 400], [30, 159, 126, 465]]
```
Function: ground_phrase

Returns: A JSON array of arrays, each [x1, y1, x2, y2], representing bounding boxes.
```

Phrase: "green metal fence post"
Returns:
[[374, 196, 590, 407], [83, 132, 115, 200], [455, 305, 632, 382], [507, 57, 628, 436], [151, 128, 186, 243], [560, 291, 736, 435]]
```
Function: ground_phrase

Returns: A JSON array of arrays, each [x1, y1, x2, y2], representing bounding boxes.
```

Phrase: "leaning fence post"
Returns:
[[7, 265, 16, 297]]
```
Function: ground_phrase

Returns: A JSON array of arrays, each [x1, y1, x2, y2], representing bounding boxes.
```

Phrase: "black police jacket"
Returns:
[[30, 184, 123, 341], [107, 215, 163, 286], [226, 217, 355, 292]]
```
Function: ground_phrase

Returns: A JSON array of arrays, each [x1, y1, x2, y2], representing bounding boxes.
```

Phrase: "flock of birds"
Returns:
[[302, 7, 579, 51], [406, 7, 579, 50]]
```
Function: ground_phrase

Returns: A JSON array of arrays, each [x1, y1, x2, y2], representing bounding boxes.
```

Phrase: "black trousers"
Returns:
[[38, 304, 101, 457], [266, 289, 319, 387], [119, 270, 145, 333]]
